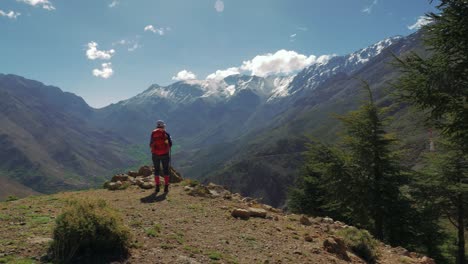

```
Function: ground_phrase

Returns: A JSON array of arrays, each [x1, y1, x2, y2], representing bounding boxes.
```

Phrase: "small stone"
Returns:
[[322, 217, 334, 224], [293, 250, 302, 255], [300, 215, 312, 226], [304, 234, 313, 242]]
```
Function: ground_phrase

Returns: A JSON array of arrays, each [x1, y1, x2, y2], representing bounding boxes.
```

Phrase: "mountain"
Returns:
[[0, 74, 135, 196], [0, 181, 435, 263], [0, 32, 425, 204], [193, 32, 429, 207]]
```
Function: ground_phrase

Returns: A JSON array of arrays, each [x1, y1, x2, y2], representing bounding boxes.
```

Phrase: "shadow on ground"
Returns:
[[140, 192, 167, 203]]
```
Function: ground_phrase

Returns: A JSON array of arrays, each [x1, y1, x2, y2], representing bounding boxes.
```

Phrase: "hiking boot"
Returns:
[[155, 185, 160, 193], [164, 185, 169, 193]]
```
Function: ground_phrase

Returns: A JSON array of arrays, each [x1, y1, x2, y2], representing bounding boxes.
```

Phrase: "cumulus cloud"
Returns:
[[408, 16, 432, 30], [214, 0, 224, 12], [144, 25, 170, 35], [93, 63, 113, 79], [109, 0, 118, 8], [17, 0, 55, 10], [206, 67, 240, 80], [362, 0, 378, 14], [172, 70, 197, 81], [240, 50, 332, 77], [86, 42, 115, 60], [0, 10, 21, 19]]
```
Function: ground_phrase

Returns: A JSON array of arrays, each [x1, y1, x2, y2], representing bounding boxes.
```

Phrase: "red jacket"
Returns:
[[150, 128, 172, 155]]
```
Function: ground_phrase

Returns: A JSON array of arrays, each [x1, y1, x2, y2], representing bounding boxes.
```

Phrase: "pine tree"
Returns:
[[412, 140, 468, 263], [395, 0, 468, 151], [396, 1, 468, 262], [289, 84, 410, 242]]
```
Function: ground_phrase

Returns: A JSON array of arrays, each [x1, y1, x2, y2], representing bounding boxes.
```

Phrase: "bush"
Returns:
[[5, 195, 19, 202], [50, 198, 132, 263], [181, 179, 200, 187], [337, 227, 379, 263]]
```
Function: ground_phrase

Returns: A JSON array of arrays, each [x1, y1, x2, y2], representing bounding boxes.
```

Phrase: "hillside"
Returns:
[[0, 74, 136, 196], [0, 181, 435, 264]]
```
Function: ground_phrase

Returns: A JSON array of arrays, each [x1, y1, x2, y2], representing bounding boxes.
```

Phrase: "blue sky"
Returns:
[[0, 0, 437, 108]]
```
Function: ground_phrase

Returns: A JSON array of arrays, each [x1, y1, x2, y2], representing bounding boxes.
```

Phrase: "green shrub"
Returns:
[[5, 195, 19, 202], [337, 227, 379, 263], [50, 198, 131, 263], [181, 179, 200, 187]]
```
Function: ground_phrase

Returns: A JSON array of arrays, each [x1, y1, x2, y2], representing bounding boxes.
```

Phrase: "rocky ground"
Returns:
[[0, 174, 435, 264]]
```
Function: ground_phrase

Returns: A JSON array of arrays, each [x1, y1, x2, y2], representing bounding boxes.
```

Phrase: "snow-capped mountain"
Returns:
[[287, 36, 403, 95], [121, 36, 403, 108]]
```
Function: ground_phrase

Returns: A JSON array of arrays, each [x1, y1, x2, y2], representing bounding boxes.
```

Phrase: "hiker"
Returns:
[[150, 120, 173, 193]]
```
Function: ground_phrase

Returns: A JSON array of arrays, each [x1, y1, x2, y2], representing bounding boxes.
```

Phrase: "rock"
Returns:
[[231, 209, 250, 220], [184, 186, 193, 191], [128, 171, 139, 177], [323, 237, 350, 261], [108, 181, 123, 190], [248, 207, 267, 218], [304, 234, 313, 242], [322, 217, 334, 224], [138, 166, 153, 177], [393, 246, 410, 256], [420, 256, 436, 264], [223, 193, 232, 200], [112, 174, 129, 182], [300, 215, 312, 226]]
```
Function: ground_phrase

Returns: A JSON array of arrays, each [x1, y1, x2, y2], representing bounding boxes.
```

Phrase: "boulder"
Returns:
[[323, 237, 350, 261], [128, 171, 139, 177], [112, 174, 129, 182], [300, 215, 312, 226], [138, 166, 152, 177], [322, 217, 334, 224], [248, 207, 267, 218], [139, 182, 155, 190], [108, 181, 123, 190], [420, 256, 436, 264], [231, 209, 250, 220]]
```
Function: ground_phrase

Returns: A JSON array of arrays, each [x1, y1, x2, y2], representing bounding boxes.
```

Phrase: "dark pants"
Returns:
[[152, 154, 170, 176]]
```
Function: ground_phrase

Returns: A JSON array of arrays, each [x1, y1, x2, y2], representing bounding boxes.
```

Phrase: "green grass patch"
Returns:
[[161, 243, 175, 250], [0, 256, 36, 264], [208, 251, 223, 260]]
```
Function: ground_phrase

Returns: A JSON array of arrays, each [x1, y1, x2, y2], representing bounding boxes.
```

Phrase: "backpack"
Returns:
[[151, 129, 169, 155]]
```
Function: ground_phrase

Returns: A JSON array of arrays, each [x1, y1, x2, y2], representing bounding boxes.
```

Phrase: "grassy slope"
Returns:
[[0, 184, 427, 264]]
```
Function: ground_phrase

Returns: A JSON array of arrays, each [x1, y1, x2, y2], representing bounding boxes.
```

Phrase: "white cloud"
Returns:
[[17, 0, 55, 10], [297, 26, 308, 31], [86, 42, 115, 60], [109, 0, 118, 8], [113, 39, 141, 52], [206, 67, 240, 80], [408, 16, 432, 30], [93, 63, 113, 79], [0, 10, 21, 19], [214, 0, 224, 12], [144, 25, 170, 35], [362, 0, 378, 14], [240, 50, 332, 77], [290, 34, 297, 38], [172, 70, 197, 81]]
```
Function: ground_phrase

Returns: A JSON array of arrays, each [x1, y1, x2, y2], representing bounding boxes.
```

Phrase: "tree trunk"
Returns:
[[457, 194, 465, 264]]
